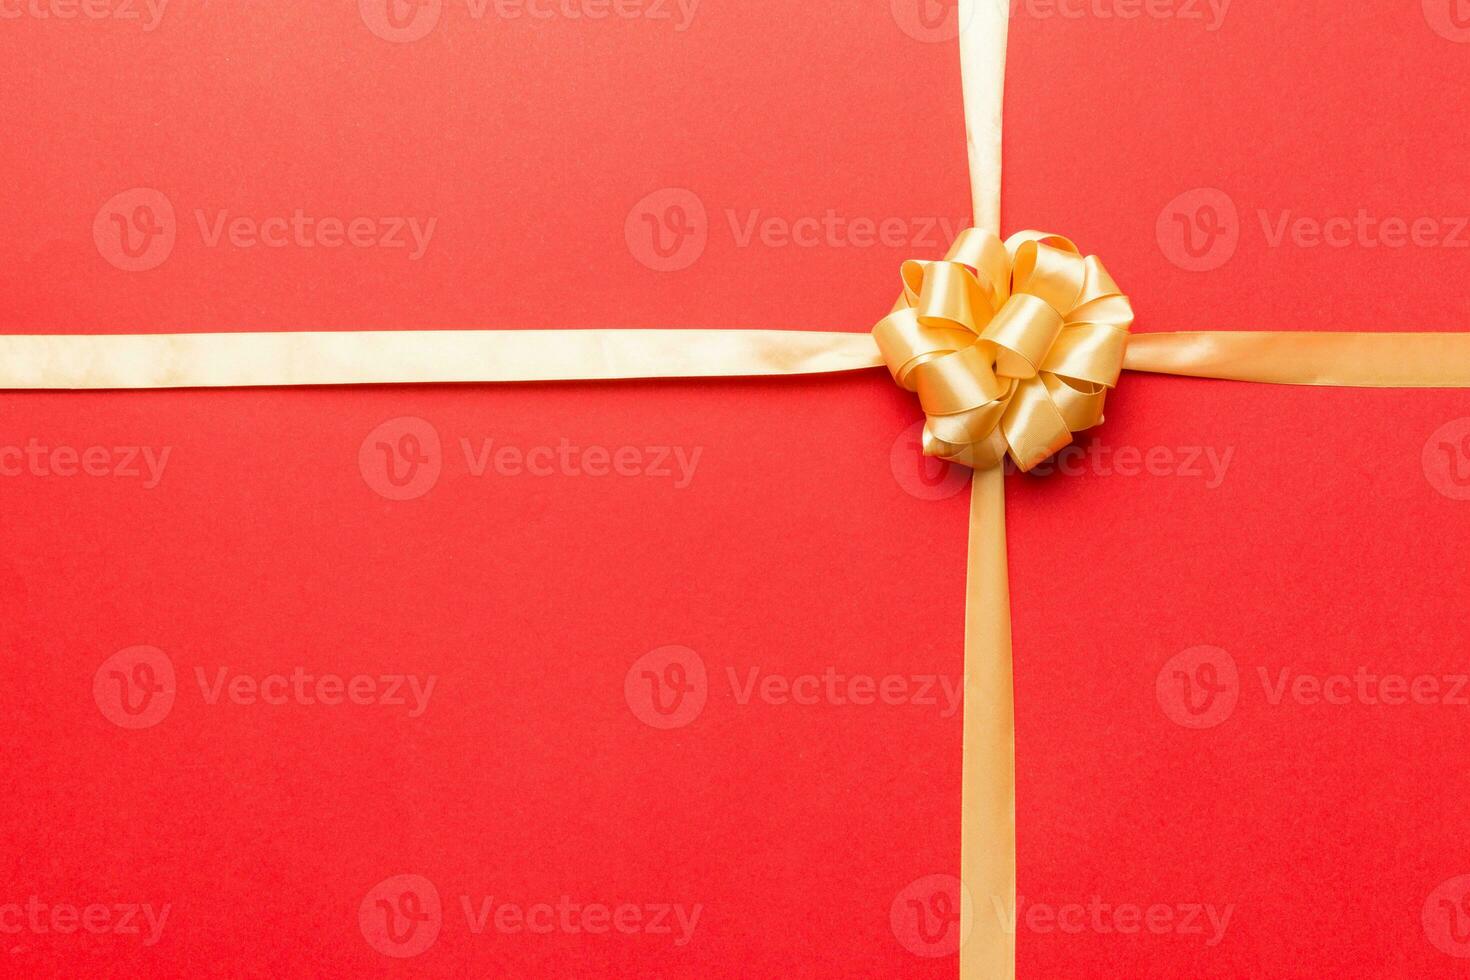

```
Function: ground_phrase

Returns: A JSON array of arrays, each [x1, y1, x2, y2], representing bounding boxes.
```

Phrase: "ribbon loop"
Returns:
[[874, 229, 1134, 472], [982, 294, 1064, 379], [914, 344, 1009, 415]]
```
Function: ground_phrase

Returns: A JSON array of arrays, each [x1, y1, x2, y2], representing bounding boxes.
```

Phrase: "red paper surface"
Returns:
[[3, 2, 1470, 976]]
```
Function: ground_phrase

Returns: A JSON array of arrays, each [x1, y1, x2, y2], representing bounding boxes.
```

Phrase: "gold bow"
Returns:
[[873, 229, 1134, 471]]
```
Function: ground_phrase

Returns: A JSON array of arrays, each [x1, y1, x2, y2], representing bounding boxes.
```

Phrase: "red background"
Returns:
[[3, 0, 1470, 976]]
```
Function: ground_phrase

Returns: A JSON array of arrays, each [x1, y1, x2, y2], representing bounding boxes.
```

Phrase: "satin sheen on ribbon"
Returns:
[[5, 328, 1470, 392], [0, 329, 882, 388], [8, 327, 1470, 391], [1124, 331, 1470, 387]]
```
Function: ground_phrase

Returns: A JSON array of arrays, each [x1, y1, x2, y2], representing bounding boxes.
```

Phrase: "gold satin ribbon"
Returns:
[[7, 328, 1468, 392], [1124, 331, 1470, 387], [874, 229, 1133, 472], [0, 329, 881, 388]]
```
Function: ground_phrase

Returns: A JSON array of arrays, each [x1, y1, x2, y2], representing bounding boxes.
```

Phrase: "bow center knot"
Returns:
[[874, 229, 1134, 471]]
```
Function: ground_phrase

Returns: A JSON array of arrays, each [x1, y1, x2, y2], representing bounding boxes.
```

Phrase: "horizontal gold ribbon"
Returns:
[[1125, 331, 1470, 387], [6, 328, 1469, 390], [0, 329, 881, 388]]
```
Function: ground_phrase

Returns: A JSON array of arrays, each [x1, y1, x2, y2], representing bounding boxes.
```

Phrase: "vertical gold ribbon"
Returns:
[[956, 2, 1016, 977], [961, 465, 1015, 979]]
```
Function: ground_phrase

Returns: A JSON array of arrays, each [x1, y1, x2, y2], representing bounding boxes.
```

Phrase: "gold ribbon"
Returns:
[[873, 229, 1132, 472], [0, 329, 881, 388], [1124, 331, 1470, 387], [8, 328, 1470, 392]]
